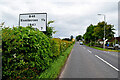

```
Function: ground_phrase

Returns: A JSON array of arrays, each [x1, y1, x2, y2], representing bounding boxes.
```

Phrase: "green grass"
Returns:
[[38, 44, 74, 79], [85, 44, 120, 52], [0, 48, 1, 52]]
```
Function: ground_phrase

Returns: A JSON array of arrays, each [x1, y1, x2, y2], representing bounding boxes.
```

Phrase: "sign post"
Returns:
[[19, 13, 47, 32]]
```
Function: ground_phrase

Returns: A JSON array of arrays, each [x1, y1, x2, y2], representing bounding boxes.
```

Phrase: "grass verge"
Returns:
[[0, 48, 1, 53], [85, 44, 120, 52], [38, 44, 74, 79]]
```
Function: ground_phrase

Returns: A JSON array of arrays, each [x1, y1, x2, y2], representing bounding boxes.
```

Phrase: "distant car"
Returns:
[[80, 42, 83, 45], [113, 44, 120, 50]]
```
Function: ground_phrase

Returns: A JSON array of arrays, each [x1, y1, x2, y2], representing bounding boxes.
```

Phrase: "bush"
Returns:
[[110, 42, 113, 47], [87, 42, 95, 46], [50, 38, 74, 55], [2, 26, 75, 79], [91, 42, 95, 46], [2, 26, 53, 79], [50, 38, 60, 58], [88, 43, 90, 46]]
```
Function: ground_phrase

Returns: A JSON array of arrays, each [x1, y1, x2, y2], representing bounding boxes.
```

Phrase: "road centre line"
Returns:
[[95, 55, 119, 72], [87, 49, 92, 53], [83, 47, 86, 49]]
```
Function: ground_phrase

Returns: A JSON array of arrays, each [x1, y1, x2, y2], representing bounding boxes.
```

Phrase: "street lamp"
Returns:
[[98, 14, 106, 49]]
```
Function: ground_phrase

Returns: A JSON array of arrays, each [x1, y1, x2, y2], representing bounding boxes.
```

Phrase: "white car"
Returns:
[[113, 44, 120, 50], [79, 42, 83, 45]]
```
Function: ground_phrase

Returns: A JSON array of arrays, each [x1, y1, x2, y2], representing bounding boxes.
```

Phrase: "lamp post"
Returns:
[[98, 14, 106, 49]]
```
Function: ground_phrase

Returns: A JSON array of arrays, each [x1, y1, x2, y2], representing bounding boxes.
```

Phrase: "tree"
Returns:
[[62, 38, 71, 41], [48, 20, 54, 27], [83, 24, 96, 43], [70, 35, 73, 41], [83, 21, 115, 44], [45, 20, 57, 38], [92, 21, 115, 40], [0, 22, 5, 27], [76, 35, 82, 41]]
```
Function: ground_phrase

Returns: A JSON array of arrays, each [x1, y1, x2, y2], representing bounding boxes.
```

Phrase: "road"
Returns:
[[59, 42, 119, 78]]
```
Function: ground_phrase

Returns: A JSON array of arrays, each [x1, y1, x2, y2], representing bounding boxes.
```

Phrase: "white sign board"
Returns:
[[19, 13, 47, 31], [100, 41, 103, 44]]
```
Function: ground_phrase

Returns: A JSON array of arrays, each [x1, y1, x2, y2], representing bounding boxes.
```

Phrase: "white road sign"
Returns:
[[19, 13, 47, 31]]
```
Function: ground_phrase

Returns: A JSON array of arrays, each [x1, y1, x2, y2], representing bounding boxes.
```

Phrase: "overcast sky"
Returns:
[[0, 0, 120, 39]]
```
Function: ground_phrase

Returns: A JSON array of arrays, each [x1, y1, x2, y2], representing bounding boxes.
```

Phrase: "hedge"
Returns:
[[50, 38, 74, 56], [2, 26, 75, 79], [2, 26, 53, 79], [50, 38, 60, 58]]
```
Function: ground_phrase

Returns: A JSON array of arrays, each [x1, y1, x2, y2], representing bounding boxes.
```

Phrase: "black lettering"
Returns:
[[21, 19, 23, 22], [29, 15, 31, 18], [41, 27, 43, 30], [29, 15, 35, 18], [41, 18, 45, 21], [20, 19, 38, 22], [28, 23, 36, 26]]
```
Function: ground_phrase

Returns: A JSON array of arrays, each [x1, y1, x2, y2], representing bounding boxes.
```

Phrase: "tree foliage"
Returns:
[[83, 24, 96, 43], [70, 35, 73, 41], [76, 35, 82, 41], [0, 22, 5, 27], [45, 20, 57, 38], [92, 21, 115, 40], [83, 21, 115, 43], [62, 38, 71, 41]]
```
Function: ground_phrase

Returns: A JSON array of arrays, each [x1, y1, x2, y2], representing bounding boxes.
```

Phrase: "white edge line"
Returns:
[[95, 55, 119, 72]]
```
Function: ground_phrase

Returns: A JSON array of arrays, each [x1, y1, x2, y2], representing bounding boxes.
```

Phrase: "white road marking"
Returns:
[[87, 50, 92, 53], [83, 47, 86, 49], [95, 55, 119, 72]]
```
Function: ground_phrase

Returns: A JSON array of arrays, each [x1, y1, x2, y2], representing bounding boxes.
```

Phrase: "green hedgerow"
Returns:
[[2, 26, 53, 79]]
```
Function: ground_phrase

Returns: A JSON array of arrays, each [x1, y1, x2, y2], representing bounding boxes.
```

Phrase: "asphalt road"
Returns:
[[59, 42, 119, 78]]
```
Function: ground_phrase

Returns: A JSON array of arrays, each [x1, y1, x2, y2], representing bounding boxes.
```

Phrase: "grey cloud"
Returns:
[[1, 12, 18, 27], [0, 0, 118, 38], [53, 2, 75, 6]]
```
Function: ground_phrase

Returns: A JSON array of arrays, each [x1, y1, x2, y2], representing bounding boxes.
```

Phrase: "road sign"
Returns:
[[107, 44, 109, 47], [19, 13, 47, 32]]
